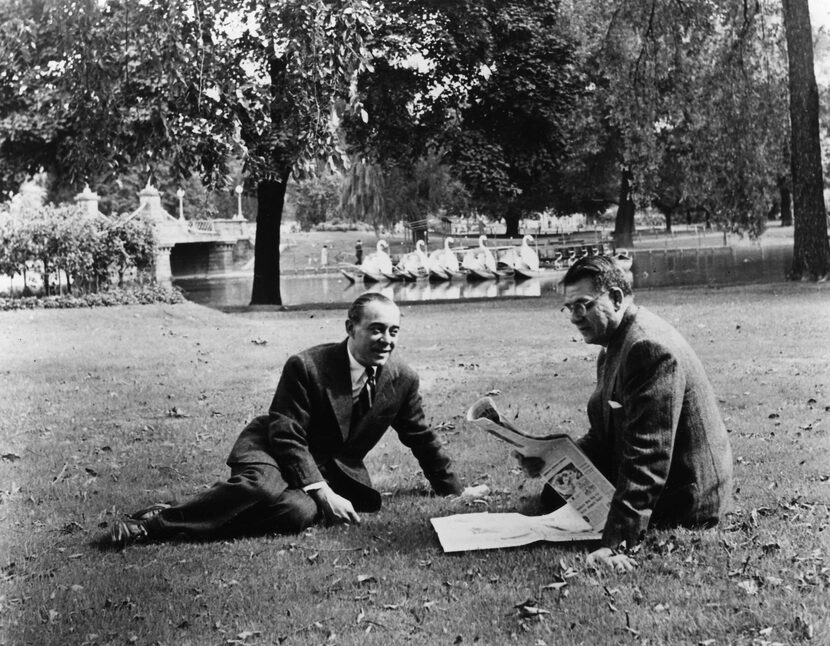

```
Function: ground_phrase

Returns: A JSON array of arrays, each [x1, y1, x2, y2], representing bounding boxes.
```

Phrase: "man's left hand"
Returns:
[[587, 547, 638, 573]]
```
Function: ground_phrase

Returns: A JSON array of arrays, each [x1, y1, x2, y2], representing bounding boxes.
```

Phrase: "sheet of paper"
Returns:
[[431, 504, 601, 553]]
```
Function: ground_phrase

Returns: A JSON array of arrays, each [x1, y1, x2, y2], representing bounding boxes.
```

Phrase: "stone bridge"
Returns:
[[78, 183, 253, 286]]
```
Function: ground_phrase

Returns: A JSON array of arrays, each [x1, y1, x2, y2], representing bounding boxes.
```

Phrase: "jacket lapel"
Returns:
[[325, 340, 353, 440]]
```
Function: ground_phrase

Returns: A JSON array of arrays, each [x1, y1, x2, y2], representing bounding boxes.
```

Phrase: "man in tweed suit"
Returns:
[[522, 255, 732, 572], [109, 292, 463, 545]]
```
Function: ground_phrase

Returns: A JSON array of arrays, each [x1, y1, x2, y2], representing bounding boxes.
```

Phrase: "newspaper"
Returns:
[[465, 396, 614, 532], [431, 505, 600, 553]]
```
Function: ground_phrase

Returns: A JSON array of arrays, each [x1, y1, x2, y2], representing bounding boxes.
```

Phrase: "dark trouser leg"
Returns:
[[540, 482, 567, 513], [146, 464, 319, 539]]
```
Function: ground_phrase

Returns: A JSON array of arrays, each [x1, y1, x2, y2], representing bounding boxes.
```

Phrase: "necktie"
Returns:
[[351, 367, 376, 430]]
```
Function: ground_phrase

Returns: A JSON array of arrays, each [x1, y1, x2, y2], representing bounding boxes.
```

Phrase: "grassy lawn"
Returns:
[[1, 281, 829, 646]]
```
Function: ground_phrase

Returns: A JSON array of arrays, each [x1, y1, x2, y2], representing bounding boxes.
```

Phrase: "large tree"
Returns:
[[0, 0, 377, 305], [782, 0, 830, 279]]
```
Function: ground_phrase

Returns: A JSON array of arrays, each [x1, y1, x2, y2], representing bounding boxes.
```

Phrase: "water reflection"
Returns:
[[174, 271, 564, 308]]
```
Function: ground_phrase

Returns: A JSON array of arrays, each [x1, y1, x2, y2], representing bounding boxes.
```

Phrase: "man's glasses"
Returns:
[[561, 293, 605, 317]]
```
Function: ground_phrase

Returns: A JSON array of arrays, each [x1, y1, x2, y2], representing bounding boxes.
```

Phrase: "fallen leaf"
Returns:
[[236, 630, 261, 641], [1, 453, 21, 462], [737, 579, 759, 595], [515, 599, 550, 617], [356, 574, 376, 584]]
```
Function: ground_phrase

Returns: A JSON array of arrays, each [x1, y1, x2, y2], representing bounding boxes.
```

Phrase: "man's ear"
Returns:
[[609, 287, 625, 309], [345, 319, 354, 337]]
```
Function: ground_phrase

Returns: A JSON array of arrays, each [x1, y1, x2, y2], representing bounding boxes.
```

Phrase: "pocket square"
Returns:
[[608, 400, 623, 410]]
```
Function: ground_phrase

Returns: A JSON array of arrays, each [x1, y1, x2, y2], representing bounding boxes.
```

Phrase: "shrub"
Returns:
[[0, 203, 156, 296]]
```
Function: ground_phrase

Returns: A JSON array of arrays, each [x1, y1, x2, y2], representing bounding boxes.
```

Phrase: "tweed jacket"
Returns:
[[227, 340, 461, 511], [577, 304, 733, 548]]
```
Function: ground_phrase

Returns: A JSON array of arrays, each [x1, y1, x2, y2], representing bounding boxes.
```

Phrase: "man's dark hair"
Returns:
[[562, 255, 633, 296], [347, 292, 396, 324]]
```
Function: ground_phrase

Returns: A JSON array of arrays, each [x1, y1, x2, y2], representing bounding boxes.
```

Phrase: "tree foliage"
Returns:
[[556, 0, 791, 244], [346, 0, 581, 236]]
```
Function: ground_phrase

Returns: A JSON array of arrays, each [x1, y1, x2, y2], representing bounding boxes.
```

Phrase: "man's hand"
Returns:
[[586, 547, 638, 573], [512, 450, 544, 478], [310, 483, 361, 525], [459, 484, 491, 499]]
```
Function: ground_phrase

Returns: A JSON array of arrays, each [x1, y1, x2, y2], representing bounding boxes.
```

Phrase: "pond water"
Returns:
[[174, 271, 565, 308]]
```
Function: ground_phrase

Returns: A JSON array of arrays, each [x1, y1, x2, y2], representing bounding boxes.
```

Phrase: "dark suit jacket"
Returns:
[[227, 339, 461, 511], [577, 304, 733, 548]]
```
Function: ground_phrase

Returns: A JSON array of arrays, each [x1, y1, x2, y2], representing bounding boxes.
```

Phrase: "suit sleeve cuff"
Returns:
[[302, 481, 326, 493]]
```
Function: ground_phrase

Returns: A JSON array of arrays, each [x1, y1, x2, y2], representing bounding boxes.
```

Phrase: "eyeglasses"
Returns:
[[561, 293, 605, 317]]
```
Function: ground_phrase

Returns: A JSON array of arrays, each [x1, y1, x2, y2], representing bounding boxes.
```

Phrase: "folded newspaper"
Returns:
[[466, 396, 614, 532], [430, 397, 614, 553]]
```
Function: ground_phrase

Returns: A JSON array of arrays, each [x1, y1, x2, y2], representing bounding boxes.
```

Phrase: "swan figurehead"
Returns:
[[440, 237, 459, 273], [520, 234, 540, 271], [478, 235, 497, 272]]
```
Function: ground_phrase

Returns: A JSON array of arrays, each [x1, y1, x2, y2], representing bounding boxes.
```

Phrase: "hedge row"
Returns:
[[0, 285, 185, 311]]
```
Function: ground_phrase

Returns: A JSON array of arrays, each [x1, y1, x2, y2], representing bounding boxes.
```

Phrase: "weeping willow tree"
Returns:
[[339, 159, 386, 234]]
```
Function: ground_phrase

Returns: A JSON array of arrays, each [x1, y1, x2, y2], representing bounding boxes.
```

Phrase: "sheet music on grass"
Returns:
[[466, 396, 614, 532]]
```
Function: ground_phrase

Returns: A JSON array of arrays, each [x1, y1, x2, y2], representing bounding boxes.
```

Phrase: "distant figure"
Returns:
[[321, 244, 329, 267], [355, 240, 363, 264]]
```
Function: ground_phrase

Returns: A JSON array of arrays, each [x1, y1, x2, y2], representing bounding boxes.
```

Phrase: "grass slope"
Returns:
[[1, 282, 829, 646]]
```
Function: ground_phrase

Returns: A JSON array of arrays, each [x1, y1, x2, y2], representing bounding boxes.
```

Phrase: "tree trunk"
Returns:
[[613, 166, 635, 248], [504, 214, 520, 238], [664, 209, 672, 233], [783, 0, 829, 278], [780, 183, 792, 227], [250, 171, 290, 305]]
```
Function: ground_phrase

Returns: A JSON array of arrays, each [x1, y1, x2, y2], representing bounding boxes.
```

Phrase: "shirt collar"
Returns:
[[346, 343, 371, 396]]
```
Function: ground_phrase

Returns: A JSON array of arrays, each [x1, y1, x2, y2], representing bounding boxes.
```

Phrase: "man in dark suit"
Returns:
[[109, 292, 463, 545], [520, 255, 732, 573]]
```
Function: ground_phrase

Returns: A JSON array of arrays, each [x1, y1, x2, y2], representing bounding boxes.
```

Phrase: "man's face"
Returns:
[[562, 277, 619, 346], [347, 301, 401, 367]]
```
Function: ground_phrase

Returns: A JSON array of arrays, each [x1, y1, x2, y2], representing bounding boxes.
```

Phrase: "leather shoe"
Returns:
[[129, 503, 171, 522], [109, 518, 150, 546]]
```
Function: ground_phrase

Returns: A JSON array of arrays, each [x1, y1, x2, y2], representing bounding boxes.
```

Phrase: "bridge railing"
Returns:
[[187, 220, 217, 234]]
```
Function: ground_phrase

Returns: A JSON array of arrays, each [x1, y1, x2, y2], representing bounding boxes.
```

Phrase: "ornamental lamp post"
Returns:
[[234, 185, 244, 220], [176, 188, 185, 221]]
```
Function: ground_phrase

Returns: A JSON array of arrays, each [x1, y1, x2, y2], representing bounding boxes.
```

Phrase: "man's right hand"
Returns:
[[310, 483, 361, 525], [512, 450, 545, 478]]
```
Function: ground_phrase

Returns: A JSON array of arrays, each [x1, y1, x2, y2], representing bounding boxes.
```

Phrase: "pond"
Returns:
[[173, 271, 565, 309]]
